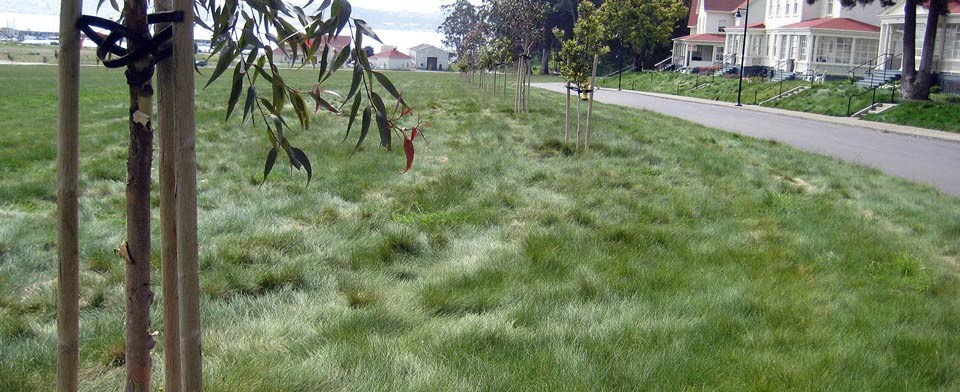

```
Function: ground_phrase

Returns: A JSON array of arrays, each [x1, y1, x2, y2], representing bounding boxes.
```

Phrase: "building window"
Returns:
[[776, 0, 781, 16], [826, 0, 834, 16], [836, 37, 853, 64], [948, 24, 960, 60], [768, 1, 773, 16], [854, 39, 879, 65], [798, 36, 808, 61], [816, 37, 852, 63], [793, 1, 799, 16], [751, 35, 764, 56], [780, 35, 789, 59]]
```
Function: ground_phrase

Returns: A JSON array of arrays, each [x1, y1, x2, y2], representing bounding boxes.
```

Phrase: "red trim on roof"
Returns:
[[746, 22, 765, 29], [370, 49, 412, 60], [703, 0, 747, 12], [780, 18, 880, 32], [676, 33, 726, 42], [307, 36, 352, 50]]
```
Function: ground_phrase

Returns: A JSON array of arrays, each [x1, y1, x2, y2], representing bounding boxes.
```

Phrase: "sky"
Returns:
[[1, 0, 483, 52]]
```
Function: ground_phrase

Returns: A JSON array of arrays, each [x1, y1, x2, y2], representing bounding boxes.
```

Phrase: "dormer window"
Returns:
[[776, 0, 781, 16], [826, 0, 834, 16], [793, 1, 799, 16]]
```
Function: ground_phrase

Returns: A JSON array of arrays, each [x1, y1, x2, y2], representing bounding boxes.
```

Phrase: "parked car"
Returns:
[[195, 59, 207, 67]]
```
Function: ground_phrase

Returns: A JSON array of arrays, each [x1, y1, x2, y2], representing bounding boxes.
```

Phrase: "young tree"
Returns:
[[555, 1, 609, 149], [485, 0, 549, 113], [598, 0, 687, 70], [59, 0, 419, 391]]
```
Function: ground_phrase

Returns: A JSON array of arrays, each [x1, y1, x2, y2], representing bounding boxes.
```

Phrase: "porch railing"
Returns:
[[654, 56, 673, 71]]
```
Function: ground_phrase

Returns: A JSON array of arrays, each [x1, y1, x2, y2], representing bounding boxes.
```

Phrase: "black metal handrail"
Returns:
[[848, 53, 901, 79], [752, 78, 784, 105], [846, 83, 898, 116], [676, 74, 712, 95]]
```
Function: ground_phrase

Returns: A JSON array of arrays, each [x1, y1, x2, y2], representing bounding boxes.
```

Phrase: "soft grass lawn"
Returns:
[[2, 65, 960, 391], [0, 43, 104, 65], [861, 96, 960, 133]]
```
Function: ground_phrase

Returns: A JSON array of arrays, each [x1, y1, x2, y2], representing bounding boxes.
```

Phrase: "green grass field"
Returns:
[[2, 64, 960, 391]]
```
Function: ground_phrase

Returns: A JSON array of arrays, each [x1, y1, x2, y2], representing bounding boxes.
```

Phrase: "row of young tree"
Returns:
[[438, 0, 688, 77], [441, 0, 959, 101]]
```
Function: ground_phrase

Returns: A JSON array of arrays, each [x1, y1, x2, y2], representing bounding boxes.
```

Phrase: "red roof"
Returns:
[[703, 0, 748, 12], [370, 49, 412, 60], [688, 0, 699, 27], [309, 36, 352, 50], [676, 33, 726, 42], [746, 22, 765, 29], [781, 18, 880, 32]]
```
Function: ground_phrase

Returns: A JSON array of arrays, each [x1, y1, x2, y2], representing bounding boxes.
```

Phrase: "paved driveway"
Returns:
[[533, 83, 960, 197]]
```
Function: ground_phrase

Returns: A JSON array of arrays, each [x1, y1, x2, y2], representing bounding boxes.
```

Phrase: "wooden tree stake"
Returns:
[[56, 1, 82, 391], [154, 0, 181, 390], [585, 54, 598, 151], [173, 0, 203, 388], [564, 82, 571, 145]]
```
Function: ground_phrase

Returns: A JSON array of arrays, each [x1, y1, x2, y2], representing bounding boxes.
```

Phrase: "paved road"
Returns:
[[534, 83, 960, 197]]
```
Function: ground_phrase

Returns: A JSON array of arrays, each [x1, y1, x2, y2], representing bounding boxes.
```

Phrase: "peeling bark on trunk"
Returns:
[[123, 0, 155, 391]]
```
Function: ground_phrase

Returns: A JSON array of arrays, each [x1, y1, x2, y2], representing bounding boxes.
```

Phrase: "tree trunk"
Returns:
[[911, 0, 944, 100], [173, 0, 202, 387], [541, 46, 550, 75], [901, 0, 920, 99], [56, 1, 82, 391], [122, 1, 155, 391], [154, 0, 181, 389]]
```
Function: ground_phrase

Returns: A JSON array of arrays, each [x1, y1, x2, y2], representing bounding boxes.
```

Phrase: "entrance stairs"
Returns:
[[758, 86, 809, 105], [855, 70, 901, 89], [851, 102, 898, 118]]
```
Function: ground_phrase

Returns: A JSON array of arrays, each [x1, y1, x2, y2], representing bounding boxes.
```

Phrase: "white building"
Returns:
[[370, 46, 414, 71], [409, 43, 453, 71], [878, 2, 960, 92], [673, 0, 887, 78]]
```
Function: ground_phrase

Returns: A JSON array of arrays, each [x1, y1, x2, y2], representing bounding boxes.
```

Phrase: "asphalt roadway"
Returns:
[[533, 83, 960, 198]]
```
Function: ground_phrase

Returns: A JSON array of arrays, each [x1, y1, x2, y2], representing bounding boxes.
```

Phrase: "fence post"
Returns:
[[847, 95, 852, 117]]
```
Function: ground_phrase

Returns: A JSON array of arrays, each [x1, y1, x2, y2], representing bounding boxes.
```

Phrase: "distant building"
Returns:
[[370, 47, 414, 70], [272, 36, 352, 66], [409, 43, 453, 71]]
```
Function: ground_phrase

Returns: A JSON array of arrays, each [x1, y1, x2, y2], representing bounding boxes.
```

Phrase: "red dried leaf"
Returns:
[[401, 135, 414, 174]]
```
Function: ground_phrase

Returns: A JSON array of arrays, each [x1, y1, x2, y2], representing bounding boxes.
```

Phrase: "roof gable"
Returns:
[[781, 17, 880, 32], [688, 0, 700, 27], [703, 0, 747, 12], [370, 49, 413, 60]]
